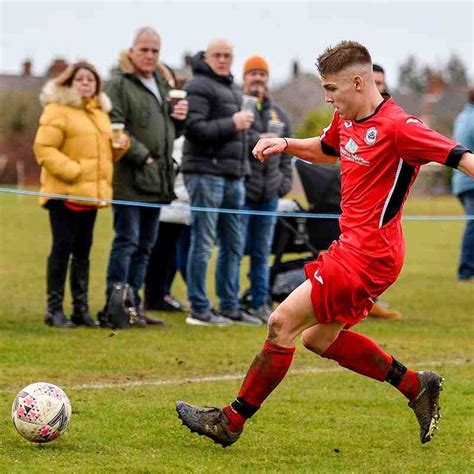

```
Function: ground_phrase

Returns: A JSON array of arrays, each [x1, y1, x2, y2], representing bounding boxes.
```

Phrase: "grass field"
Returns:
[[0, 192, 473, 473]]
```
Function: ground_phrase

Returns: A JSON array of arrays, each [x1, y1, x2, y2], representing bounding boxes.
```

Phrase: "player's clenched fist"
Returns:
[[252, 137, 287, 162]]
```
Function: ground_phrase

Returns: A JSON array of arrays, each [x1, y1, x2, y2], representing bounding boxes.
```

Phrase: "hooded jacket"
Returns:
[[105, 52, 181, 202], [245, 97, 293, 202], [33, 81, 125, 207], [181, 52, 249, 178]]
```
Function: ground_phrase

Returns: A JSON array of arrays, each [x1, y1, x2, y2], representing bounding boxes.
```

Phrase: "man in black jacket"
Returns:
[[240, 55, 293, 323], [182, 39, 260, 326]]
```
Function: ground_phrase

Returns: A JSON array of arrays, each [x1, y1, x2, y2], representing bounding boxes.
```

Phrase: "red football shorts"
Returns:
[[304, 244, 399, 326]]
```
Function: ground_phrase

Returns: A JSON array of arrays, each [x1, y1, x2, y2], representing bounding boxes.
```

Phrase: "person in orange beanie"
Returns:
[[239, 54, 293, 323]]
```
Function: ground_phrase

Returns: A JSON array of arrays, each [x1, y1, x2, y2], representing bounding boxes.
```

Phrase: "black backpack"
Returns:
[[99, 283, 139, 329]]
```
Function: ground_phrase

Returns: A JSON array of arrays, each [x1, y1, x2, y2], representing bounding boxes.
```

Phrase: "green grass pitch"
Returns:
[[0, 193, 472, 472]]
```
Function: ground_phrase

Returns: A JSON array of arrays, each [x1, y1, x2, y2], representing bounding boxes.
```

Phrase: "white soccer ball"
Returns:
[[11, 382, 71, 443]]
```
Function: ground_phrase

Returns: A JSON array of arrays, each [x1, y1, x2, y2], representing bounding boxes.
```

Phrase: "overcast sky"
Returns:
[[0, 0, 472, 88]]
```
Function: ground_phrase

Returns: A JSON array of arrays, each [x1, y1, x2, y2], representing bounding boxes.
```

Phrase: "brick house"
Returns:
[[0, 59, 68, 185]]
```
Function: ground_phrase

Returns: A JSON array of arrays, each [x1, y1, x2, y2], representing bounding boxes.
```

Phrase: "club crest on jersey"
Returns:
[[345, 138, 359, 154], [364, 127, 377, 145]]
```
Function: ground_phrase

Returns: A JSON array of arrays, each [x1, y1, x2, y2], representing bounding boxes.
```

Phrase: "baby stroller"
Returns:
[[269, 159, 341, 302], [241, 159, 341, 306]]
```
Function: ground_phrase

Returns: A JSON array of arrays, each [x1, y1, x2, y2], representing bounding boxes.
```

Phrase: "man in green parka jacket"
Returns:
[[103, 27, 188, 325]]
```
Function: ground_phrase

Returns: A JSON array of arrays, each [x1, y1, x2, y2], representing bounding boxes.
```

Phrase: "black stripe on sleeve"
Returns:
[[382, 161, 416, 227], [321, 140, 340, 157], [446, 145, 470, 169]]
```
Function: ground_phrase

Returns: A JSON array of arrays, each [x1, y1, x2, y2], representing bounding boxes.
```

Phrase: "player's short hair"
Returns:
[[316, 41, 372, 76], [372, 63, 385, 74]]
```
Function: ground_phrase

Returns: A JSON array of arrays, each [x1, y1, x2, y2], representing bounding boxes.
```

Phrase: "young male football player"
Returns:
[[176, 41, 474, 447]]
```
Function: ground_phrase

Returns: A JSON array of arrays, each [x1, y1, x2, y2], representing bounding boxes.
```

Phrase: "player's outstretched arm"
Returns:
[[458, 152, 474, 178], [252, 137, 337, 164]]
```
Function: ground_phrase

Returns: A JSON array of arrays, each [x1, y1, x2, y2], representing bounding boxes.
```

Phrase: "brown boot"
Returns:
[[368, 302, 403, 320]]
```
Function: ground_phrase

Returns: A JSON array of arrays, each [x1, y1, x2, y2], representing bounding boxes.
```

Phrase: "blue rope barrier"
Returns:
[[0, 187, 473, 221]]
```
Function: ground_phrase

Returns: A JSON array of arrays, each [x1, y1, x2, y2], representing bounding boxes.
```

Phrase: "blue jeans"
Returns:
[[185, 174, 245, 313], [241, 197, 278, 308], [458, 190, 474, 280], [106, 204, 161, 305]]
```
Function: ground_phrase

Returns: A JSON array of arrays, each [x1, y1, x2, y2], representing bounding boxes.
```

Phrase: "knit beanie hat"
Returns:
[[243, 55, 269, 76]]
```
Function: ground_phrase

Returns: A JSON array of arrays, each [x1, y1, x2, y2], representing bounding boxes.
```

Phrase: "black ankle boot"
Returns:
[[45, 256, 74, 328], [45, 306, 75, 328], [71, 310, 98, 327], [70, 258, 98, 327]]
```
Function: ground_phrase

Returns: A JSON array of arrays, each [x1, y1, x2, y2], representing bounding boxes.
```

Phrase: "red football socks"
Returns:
[[225, 341, 295, 432], [396, 369, 420, 400], [321, 329, 419, 400], [321, 329, 392, 380], [224, 330, 421, 433], [223, 404, 247, 433]]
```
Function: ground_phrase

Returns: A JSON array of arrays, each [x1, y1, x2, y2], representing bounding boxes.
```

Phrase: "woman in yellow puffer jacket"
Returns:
[[34, 61, 129, 328]]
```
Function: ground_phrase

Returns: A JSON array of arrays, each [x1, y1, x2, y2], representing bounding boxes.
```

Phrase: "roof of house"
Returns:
[[0, 74, 45, 91], [271, 72, 326, 125]]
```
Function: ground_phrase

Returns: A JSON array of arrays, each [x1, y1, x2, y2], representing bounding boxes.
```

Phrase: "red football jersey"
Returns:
[[319, 98, 466, 278]]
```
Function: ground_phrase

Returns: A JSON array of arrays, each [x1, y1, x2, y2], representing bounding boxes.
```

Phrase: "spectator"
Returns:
[[372, 63, 388, 94], [240, 55, 293, 323], [182, 39, 259, 326], [33, 61, 129, 328], [145, 136, 190, 311], [452, 85, 474, 281], [102, 26, 188, 326]]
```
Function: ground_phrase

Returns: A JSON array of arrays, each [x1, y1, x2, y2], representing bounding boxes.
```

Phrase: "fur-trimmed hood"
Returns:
[[39, 80, 112, 112], [117, 50, 175, 87]]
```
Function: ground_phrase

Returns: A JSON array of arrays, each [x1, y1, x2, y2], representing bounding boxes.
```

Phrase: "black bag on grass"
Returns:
[[100, 283, 138, 329], [270, 257, 314, 302]]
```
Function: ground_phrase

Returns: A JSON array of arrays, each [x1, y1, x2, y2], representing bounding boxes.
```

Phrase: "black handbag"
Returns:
[[103, 282, 139, 329]]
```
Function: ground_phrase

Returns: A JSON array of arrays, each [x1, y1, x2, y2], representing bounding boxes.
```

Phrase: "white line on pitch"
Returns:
[[69, 358, 470, 391], [0, 358, 468, 394]]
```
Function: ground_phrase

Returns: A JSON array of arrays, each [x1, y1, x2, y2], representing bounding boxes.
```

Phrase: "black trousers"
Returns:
[[144, 222, 184, 306], [47, 200, 97, 262]]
